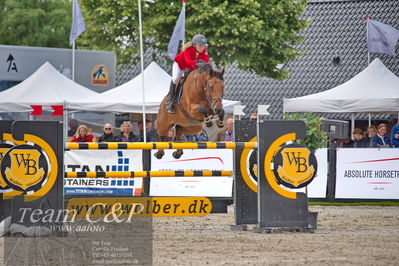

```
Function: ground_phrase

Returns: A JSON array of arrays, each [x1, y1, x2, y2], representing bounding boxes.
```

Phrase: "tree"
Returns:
[[0, 0, 72, 48], [80, 0, 309, 79], [284, 112, 328, 152]]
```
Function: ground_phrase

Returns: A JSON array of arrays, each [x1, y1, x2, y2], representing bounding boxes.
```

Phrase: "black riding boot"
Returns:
[[167, 81, 176, 113]]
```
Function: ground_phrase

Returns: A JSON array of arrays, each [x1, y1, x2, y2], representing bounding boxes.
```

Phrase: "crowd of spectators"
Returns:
[[67, 116, 399, 148], [337, 121, 399, 148]]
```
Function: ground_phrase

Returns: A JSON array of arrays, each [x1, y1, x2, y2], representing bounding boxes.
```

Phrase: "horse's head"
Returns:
[[200, 66, 225, 115]]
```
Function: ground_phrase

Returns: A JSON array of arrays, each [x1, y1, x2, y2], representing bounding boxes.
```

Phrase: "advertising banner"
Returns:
[[150, 149, 233, 197], [65, 150, 143, 196], [336, 148, 399, 199], [307, 148, 328, 198]]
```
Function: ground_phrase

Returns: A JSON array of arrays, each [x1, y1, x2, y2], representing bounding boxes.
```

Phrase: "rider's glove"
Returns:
[[196, 60, 206, 69]]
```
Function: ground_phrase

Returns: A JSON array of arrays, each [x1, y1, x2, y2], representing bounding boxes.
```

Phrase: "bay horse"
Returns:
[[154, 63, 225, 159]]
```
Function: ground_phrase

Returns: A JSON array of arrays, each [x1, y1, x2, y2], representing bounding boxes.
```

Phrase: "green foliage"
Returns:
[[0, 0, 309, 79], [0, 0, 71, 48], [284, 112, 327, 152], [80, 0, 309, 79]]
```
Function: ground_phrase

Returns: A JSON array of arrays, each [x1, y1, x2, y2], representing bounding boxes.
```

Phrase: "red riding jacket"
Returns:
[[174, 46, 210, 71]]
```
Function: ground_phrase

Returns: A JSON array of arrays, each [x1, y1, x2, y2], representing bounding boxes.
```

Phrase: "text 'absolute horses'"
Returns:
[[155, 64, 225, 159]]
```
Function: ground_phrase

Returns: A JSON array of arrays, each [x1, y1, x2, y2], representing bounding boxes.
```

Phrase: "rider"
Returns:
[[167, 34, 210, 113]]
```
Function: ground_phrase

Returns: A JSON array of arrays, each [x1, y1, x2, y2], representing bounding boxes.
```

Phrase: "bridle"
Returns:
[[188, 68, 223, 114], [203, 79, 223, 114]]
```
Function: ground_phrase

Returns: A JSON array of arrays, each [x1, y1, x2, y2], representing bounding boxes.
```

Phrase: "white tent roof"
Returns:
[[68, 62, 240, 114], [0, 62, 97, 113], [283, 58, 399, 113]]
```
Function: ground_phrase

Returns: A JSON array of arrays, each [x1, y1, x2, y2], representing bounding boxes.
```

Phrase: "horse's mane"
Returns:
[[197, 63, 224, 81]]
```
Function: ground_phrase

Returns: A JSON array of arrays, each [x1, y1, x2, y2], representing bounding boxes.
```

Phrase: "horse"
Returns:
[[154, 63, 225, 159]]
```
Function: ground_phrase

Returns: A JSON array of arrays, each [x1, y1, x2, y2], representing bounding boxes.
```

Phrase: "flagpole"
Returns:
[[72, 42, 76, 81], [366, 16, 371, 126], [138, 0, 146, 143], [182, 0, 186, 47], [366, 16, 370, 65], [72, 0, 75, 81]]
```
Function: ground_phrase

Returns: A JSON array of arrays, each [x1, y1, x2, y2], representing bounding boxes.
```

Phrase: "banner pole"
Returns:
[[138, 0, 146, 143]]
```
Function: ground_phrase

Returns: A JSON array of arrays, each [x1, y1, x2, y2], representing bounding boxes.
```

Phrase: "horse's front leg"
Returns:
[[199, 105, 213, 127], [154, 135, 167, 159], [216, 109, 225, 128]]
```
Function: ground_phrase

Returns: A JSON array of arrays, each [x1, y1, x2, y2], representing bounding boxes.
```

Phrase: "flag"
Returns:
[[367, 19, 399, 56], [167, 1, 186, 60], [30, 105, 43, 116], [69, 0, 86, 45]]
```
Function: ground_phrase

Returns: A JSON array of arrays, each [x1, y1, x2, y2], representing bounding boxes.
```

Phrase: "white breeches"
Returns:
[[172, 62, 183, 84]]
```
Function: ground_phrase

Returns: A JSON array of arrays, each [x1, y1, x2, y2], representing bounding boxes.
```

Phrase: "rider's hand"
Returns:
[[196, 60, 206, 68]]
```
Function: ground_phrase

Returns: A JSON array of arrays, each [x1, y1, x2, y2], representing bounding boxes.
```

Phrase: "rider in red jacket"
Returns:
[[167, 34, 210, 113]]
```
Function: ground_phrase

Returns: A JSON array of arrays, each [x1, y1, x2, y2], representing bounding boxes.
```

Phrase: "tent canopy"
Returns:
[[283, 58, 399, 113], [0, 62, 98, 113], [68, 62, 240, 114]]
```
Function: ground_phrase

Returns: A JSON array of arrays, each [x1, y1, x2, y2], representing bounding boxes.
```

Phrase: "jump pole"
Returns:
[[65, 170, 233, 178], [66, 142, 257, 150]]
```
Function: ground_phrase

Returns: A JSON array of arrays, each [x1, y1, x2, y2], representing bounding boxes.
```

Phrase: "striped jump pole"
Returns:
[[65, 141, 257, 150], [65, 170, 233, 178]]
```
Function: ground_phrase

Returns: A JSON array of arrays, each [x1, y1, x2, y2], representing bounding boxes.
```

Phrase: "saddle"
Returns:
[[175, 71, 192, 102]]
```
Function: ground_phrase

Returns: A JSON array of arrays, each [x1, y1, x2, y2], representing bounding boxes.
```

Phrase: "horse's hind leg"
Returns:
[[154, 135, 167, 159], [172, 127, 183, 159]]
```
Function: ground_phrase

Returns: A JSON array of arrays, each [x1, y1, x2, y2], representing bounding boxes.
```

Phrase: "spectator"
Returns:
[[250, 113, 257, 121], [371, 123, 392, 147], [167, 127, 175, 141], [366, 125, 377, 147], [68, 119, 78, 137], [222, 118, 234, 141], [98, 123, 120, 142], [119, 121, 140, 142], [138, 119, 158, 142], [184, 129, 209, 142], [390, 120, 399, 148], [341, 138, 354, 148], [71, 125, 93, 142], [353, 128, 368, 148]]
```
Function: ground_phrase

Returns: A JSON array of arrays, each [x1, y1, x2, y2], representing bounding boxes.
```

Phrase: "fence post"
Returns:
[[326, 141, 337, 201], [142, 150, 151, 196]]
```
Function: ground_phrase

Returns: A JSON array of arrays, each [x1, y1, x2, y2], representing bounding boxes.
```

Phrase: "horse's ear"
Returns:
[[209, 69, 214, 77], [221, 68, 225, 76]]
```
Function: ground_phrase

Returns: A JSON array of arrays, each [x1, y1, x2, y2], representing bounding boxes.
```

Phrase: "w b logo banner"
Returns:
[[273, 143, 317, 188], [1, 145, 48, 191]]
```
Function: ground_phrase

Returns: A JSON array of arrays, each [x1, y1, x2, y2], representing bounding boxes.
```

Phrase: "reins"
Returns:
[[177, 66, 224, 122]]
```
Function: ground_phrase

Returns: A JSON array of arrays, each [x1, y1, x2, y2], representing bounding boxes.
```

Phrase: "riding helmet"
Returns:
[[192, 34, 208, 47]]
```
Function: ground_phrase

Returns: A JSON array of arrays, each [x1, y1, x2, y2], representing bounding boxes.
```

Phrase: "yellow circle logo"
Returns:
[[0, 134, 58, 201]]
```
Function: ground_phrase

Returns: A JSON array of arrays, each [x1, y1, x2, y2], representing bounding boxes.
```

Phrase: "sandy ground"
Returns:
[[1, 205, 399, 265], [152, 205, 399, 266]]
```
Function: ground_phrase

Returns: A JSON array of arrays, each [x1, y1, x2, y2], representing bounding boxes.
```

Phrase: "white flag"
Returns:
[[367, 19, 399, 56], [167, 2, 185, 60], [69, 0, 86, 45]]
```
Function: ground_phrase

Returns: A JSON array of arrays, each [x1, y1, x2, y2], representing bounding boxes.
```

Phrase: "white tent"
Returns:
[[0, 62, 98, 113], [68, 62, 240, 114], [283, 58, 399, 113]]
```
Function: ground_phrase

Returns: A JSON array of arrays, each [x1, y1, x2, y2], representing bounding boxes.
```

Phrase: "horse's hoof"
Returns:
[[172, 151, 183, 159], [205, 121, 213, 127], [217, 121, 224, 128], [154, 152, 164, 160]]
